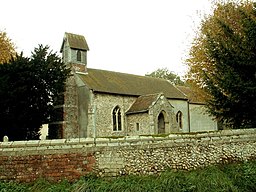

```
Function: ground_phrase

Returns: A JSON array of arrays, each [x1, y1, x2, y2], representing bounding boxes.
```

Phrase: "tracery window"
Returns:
[[113, 106, 122, 131]]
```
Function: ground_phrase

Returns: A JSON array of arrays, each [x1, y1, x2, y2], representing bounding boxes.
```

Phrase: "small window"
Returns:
[[113, 106, 122, 131], [136, 123, 140, 131], [77, 50, 81, 61], [176, 111, 182, 129]]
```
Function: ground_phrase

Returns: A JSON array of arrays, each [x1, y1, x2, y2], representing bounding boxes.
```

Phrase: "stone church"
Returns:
[[48, 32, 218, 139]]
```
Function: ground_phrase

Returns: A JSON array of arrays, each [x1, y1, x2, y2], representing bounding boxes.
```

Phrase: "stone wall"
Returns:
[[127, 113, 151, 135], [0, 129, 255, 182], [150, 95, 177, 133], [88, 93, 179, 137], [88, 93, 137, 137], [63, 75, 80, 138]]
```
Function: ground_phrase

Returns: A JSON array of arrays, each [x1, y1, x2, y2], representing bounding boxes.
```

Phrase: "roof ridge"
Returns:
[[138, 92, 163, 97], [87, 68, 170, 82], [65, 32, 85, 37]]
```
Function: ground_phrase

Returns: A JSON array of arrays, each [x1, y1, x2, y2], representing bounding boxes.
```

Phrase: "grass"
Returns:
[[0, 161, 255, 192]]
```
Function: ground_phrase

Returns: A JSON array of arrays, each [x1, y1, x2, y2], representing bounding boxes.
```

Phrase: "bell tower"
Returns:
[[60, 32, 89, 73], [48, 32, 89, 139]]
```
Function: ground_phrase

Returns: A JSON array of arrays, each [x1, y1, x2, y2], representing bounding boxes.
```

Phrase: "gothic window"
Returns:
[[113, 106, 122, 131], [77, 50, 81, 61], [176, 111, 182, 129]]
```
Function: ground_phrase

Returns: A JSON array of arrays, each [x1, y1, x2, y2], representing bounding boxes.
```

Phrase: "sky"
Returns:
[[0, 0, 213, 77]]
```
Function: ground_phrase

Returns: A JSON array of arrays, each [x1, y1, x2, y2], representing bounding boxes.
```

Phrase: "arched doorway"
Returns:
[[158, 112, 165, 134]]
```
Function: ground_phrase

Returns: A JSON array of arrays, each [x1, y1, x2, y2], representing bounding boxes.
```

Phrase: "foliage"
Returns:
[[0, 45, 70, 140], [0, 161, 256, 192], [0, 30, 16, 64], [186, 1, 256, 128], [146, 68, 185, 85], [0, 181, 28, 192]]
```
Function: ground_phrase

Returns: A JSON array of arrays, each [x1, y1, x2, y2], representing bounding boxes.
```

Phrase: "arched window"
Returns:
[[113, 106, 122, 131], [176, 111, 182, 129], [158, 112, 165, 134], [77, 50, 81, 61]]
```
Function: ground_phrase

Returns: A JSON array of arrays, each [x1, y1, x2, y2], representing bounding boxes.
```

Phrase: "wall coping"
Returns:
[[0, 128, 255, 151]]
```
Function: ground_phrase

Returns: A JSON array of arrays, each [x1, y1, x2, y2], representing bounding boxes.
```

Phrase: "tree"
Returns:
[[0, 30, 16, 64], [0, 45, 70, 140], [146, 68, 185, 85], [186, 1, 256, 128]]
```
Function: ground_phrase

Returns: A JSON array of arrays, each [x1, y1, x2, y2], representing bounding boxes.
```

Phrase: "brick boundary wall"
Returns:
[[0, 129, 256, 182]]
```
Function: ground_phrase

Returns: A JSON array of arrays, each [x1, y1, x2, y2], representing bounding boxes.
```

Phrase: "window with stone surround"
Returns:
[[113, 106, 122, 131], [136, 123, 140, 131], [176, 111, 182, 129], [77, 50, 81, 61]]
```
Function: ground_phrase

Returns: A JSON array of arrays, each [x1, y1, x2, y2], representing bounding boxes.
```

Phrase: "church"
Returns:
[[48, 32, 218, 139]]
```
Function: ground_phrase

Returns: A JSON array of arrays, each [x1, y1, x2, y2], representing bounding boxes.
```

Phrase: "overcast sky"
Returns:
[[1, 0, 213, 77]]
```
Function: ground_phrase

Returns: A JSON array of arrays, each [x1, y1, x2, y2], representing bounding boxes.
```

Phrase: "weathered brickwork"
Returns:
[[1, 129, 255, 182], [0, 153, 95, 182]]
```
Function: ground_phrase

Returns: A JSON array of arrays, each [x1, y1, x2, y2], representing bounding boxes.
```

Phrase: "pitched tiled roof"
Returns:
[[61, 32, 89, 52], [176, 86, 205, 104], [126, 93, 162, 114], [78, 68, 187, 100]]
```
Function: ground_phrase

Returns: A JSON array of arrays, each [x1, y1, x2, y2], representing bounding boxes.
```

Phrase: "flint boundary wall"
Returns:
[[0, 128, 256, 182]]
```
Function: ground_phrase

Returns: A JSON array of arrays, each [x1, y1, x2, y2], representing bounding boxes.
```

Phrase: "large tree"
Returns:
[[186, 1, 256, 128], [0, 30, 16, 64], [0, 45, 70, 140], [146, 68, 185, 85]]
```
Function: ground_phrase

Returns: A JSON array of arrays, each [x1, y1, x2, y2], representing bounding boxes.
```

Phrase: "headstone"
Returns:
[[3, 135, 9, 142]]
